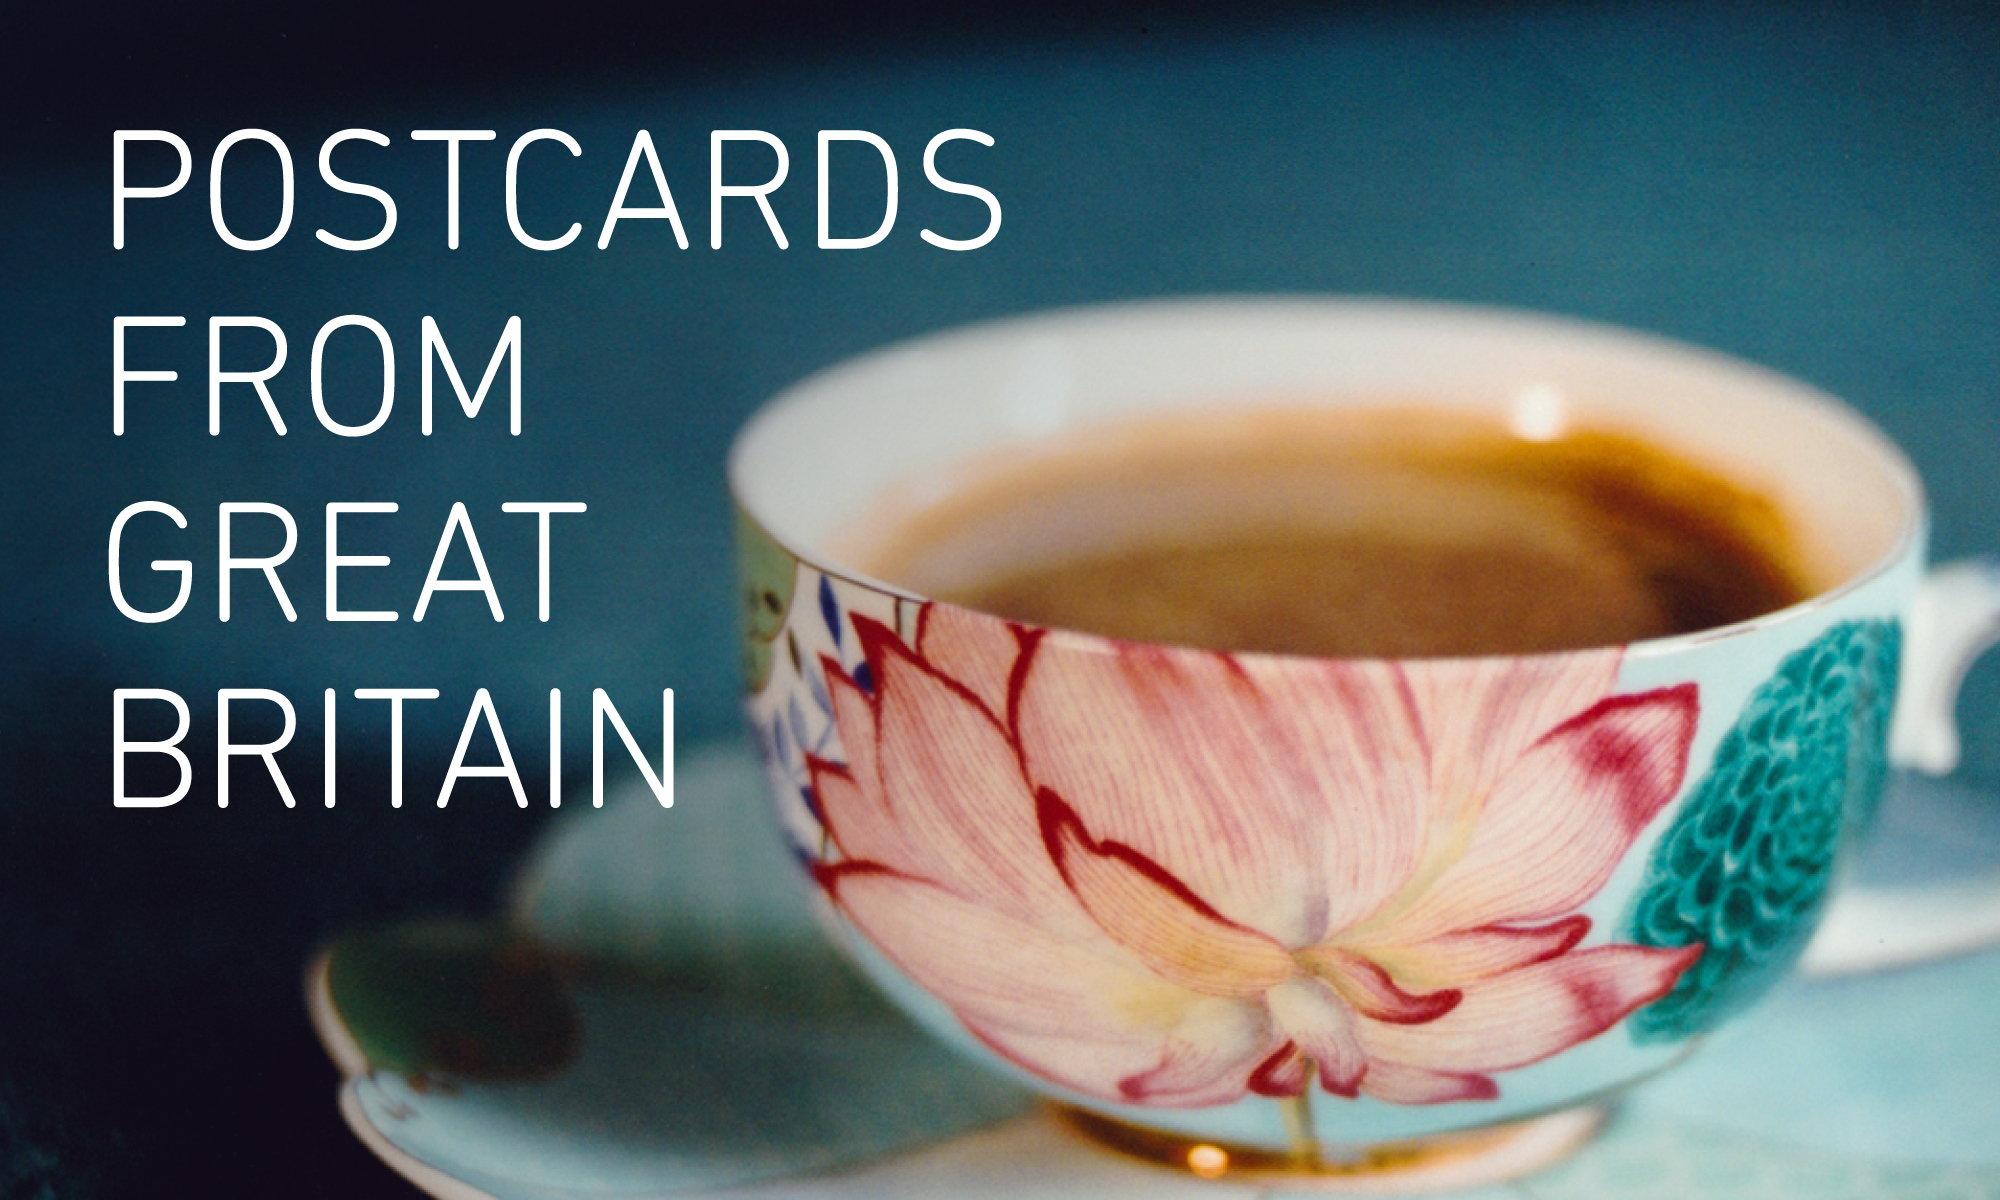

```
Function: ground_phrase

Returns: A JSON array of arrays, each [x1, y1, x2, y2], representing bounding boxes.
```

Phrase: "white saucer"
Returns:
[[1804, 770, 2000, 974]]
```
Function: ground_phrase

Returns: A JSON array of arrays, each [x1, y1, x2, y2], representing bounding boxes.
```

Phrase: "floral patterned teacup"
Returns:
[[729, 299, 2000, 1185]]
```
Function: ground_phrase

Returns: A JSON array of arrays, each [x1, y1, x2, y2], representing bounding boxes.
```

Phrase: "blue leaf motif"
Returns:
[[819, 575, 843, 651], [753, 713, 779, 769], [807, 659, 833, 716], [788, 693, 811, 758], [773, 703, 796, 770]]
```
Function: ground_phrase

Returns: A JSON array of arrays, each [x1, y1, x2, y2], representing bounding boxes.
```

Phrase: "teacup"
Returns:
[[728, 298, 2000, 1187]]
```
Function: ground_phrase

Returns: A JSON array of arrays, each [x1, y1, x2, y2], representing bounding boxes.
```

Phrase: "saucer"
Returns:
[[308, 745, 1035, 1197], [307, 929, 1037, 1198], [310, 743, 2000, 1198], [1802, 769, 2000, 974]]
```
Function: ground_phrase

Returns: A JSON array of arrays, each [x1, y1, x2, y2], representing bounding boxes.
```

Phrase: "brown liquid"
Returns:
[[851, 408, 1814, 659]]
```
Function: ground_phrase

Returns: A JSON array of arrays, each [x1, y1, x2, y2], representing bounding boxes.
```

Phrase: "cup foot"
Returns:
[[1055, 1104, 1604, 1193]]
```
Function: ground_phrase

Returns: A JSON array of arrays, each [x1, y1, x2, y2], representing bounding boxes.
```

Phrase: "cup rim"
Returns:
[[730, 294, 1926, 663]]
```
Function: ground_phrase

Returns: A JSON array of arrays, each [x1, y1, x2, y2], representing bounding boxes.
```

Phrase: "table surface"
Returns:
[[4, 3, 1999, 1194]]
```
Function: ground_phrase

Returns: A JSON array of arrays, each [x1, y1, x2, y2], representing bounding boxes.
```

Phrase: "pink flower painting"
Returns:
[[806, 604, 1704, 1108]]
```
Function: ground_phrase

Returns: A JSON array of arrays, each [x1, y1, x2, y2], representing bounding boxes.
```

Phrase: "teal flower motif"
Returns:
[[1626, 620, 1901, 1042]]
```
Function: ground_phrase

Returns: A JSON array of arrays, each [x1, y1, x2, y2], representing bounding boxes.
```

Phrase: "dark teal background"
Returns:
[[4, 2, 1997, 1194]]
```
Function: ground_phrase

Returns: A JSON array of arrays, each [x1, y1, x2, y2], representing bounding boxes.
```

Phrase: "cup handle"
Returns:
[[1889, 557, 2000, 775], [1803, 556, 2000, 974]]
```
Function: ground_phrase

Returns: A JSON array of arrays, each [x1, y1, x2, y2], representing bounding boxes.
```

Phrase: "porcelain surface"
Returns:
[[728, 300, 1958, 1151]]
